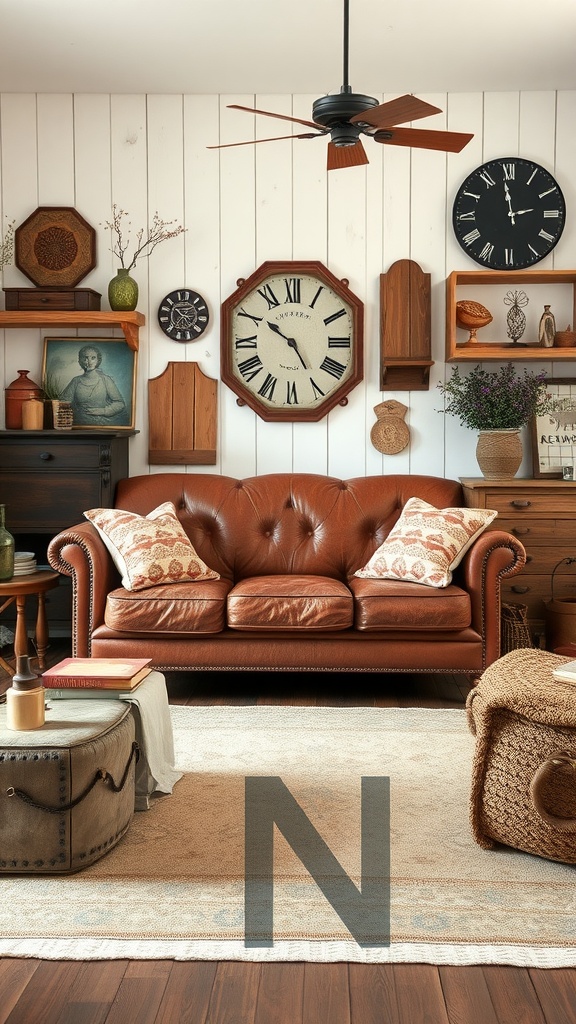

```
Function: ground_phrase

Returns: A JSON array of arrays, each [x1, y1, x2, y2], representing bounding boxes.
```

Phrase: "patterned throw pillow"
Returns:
[[84, 501, 220, 591], [354, 497, 497, 588]]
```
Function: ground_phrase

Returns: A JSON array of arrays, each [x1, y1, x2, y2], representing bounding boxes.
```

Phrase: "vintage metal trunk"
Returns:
[[0, 700, 136, 873]]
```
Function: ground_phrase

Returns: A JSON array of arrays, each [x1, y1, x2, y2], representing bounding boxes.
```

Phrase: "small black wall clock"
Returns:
[[452, 157, 566, 270], [157, 289, 210, 341]]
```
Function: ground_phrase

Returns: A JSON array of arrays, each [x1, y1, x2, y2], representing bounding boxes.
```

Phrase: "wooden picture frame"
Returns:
[[42, 337, 137, 430], [531, 378, 576, 478]]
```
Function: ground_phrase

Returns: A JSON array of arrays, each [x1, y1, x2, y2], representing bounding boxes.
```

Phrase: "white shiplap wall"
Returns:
[[1, 91, 575, 481]]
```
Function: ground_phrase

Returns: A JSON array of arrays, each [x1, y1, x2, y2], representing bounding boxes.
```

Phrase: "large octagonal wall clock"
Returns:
[[220, 261, 364, 422], [452, 157, 566, 270]]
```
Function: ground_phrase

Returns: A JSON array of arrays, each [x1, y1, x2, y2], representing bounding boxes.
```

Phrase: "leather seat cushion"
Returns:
[[227, 575, 354, 631], [349, 576, 471, 631], [104, 579, 233, 634]]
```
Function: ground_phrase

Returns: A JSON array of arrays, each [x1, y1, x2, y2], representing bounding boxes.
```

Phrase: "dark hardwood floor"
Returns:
[[1, 641, 575, 1023]]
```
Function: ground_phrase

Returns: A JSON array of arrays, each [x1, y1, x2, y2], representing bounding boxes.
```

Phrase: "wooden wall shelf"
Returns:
[[446, 270, 576, 362], [0, 310, 145, 351]]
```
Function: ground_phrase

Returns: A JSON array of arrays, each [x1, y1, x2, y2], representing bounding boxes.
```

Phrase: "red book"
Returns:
[[42, 657, 152, 690]]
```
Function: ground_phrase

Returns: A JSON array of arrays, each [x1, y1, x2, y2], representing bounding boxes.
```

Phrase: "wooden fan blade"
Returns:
[[208, 132, 322, 150], [327, 139, 369, 171], [351, 94, 442, 129], [374, 125, 474, 153], [227, 104, 323, 131]]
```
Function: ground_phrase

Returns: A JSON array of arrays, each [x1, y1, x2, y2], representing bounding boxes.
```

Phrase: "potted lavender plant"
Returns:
[[437, 363, 556, 479]]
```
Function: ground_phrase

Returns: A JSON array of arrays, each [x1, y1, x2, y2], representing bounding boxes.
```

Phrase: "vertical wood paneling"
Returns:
[[292, 93, 330, 474], [183, 94, 221, 471], [326, 150, 368, 479], [109, 94, 149, 473], [37, 94, 75, 204], [254, 94, 295, 475], [219, 94, 258, 479], [1, 89, 575, 484], [409, 94, 448, 479], [0, 94, 40, 411]]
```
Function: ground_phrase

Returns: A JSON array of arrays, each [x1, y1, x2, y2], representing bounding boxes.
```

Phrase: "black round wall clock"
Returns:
[[157, 289, 210, 341], [452, 157, 566, 270]]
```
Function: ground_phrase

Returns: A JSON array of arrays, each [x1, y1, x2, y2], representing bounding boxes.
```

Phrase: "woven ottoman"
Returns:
[[0, 700, 137, 874], [467, 648, 576, 864]]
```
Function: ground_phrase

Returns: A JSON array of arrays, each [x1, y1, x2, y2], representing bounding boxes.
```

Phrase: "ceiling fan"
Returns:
[[208, 0, 473, 170]]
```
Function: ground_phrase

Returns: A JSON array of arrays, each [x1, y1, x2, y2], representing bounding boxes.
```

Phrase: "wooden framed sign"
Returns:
[[531, 378, 576, 478]]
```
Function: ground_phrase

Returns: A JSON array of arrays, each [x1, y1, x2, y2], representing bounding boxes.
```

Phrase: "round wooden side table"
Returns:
[[0, 569, 60, 674]]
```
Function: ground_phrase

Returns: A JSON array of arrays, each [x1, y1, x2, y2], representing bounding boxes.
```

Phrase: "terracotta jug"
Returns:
[[5, 370, 43, 429]]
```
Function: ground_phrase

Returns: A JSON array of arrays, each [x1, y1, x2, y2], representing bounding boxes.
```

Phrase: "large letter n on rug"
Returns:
[[244, 776, 391, 948]]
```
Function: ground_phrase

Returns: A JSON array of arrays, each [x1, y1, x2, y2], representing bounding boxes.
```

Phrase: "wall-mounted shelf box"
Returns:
[[0, 310, 145, 351], [446, 270, 576, 362], [380, 259, 433, 389]]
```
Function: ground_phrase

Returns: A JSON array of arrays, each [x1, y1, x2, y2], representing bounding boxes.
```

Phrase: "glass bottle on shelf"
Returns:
[[0, 503, 15, 581]]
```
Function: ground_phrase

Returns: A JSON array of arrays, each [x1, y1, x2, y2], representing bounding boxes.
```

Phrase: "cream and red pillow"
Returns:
[[354, 497, 497, 588], [84, 501, 220, 591]]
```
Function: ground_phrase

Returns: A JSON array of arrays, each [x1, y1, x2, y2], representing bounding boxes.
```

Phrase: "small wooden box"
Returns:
[[3, 288, 102, 311]]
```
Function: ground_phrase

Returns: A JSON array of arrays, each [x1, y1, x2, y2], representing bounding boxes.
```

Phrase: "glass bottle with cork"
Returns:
[[0, 503, 15, 581]]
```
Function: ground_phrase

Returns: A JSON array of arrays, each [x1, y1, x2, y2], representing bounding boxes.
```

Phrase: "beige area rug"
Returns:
[[1, 705, 576, 965]]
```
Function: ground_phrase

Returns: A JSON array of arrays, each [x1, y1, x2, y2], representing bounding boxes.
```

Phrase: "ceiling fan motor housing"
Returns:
[[313, 92, 379, 147]]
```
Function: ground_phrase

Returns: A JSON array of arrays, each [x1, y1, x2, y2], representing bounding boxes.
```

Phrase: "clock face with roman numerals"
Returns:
[[220, 261, 364, 421], [452, 158, 566, 270], [158, 289, 210, 341]]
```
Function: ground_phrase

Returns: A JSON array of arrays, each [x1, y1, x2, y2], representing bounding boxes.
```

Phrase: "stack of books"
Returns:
[[42, 658, 152, 699]]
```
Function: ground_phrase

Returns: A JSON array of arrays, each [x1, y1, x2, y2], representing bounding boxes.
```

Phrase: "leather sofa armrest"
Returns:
[[47, 522, 121, 658], [458, 529, 527, 668]]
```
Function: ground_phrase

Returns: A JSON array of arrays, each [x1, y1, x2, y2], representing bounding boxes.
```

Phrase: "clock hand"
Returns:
[[286, 337, 308, 369], [267, 321, 307, 368], [512, 208, 535, 216], [503, 182, 515, 225]]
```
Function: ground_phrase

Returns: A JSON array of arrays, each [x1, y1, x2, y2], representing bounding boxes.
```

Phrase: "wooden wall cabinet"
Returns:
[[446, 270, 576, 362], [380, 259, 433, 389], [0, 430, 135, 634], [461, 477, 576, 646]]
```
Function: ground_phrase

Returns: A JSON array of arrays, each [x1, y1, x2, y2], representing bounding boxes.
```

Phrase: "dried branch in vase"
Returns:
[[102, 205, 186, 272]]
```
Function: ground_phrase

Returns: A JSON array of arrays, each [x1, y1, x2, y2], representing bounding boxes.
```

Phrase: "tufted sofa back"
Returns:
[[114, 473, 465, 583]]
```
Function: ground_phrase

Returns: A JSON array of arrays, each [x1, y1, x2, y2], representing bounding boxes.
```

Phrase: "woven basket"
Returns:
[[501, 602, 533, 654], [468, 649, 576, 864]]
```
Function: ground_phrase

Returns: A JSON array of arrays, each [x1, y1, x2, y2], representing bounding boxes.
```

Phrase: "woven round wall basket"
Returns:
[[475, 429, 523, 480]]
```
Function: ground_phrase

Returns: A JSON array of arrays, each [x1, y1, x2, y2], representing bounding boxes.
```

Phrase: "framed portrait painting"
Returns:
[[42, 337, 137, 431], [531, 378, 576, 478]]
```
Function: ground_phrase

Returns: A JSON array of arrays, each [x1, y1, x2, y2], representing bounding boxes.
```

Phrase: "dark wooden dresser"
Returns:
[[0, 430, 135, 634]]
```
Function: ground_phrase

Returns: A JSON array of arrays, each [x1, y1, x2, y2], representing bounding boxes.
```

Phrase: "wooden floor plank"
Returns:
[[101, 961, 172, 1024], [528, 967, 576, 1024], [206, 962, 262, 1024], [0, 960, 40, 1024], [55, 961, 129, 1024], [482, 966, 546, 1024], [303, 963, 350, 1024], [349, 963, 400, 1024], [392, 965, 450, 1024], [154, 961, 217, 1024], [255, 963, 305, 1024], [4, 961, 85, 1024], [439, 964, 500, 1024]]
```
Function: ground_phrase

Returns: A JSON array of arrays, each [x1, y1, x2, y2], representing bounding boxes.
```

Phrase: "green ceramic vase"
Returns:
[[108, 268, 138, 312]]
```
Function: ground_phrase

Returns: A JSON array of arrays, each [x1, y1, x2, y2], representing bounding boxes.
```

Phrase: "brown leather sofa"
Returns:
[[47, 472, 526, 677]]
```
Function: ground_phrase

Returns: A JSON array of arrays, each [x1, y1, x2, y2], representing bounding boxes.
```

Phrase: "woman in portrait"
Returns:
[[60, 344, 127, 426]]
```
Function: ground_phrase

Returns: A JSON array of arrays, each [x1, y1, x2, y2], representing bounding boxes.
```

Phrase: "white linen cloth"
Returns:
[[121, 670, 183, 810]]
